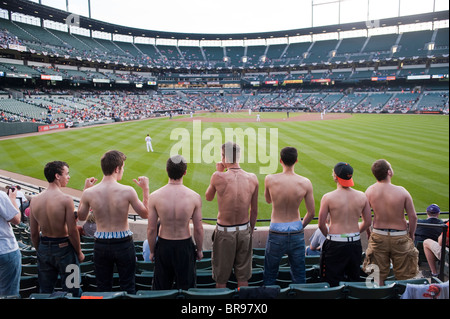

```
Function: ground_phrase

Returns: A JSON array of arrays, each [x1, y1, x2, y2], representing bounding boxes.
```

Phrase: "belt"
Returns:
[[216, 222, 249, 232], [372, 228, 407, 236], [326, 233, 360, 242]]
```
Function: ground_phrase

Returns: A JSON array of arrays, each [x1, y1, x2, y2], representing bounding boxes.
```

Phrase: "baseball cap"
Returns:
[[427, 204, 440, 214], [334, 162, 354, 187]]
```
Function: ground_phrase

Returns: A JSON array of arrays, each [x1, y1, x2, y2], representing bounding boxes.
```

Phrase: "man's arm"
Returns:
[[205, 173, 218, 201], [77, 177, 97, 221], [147, 195, 158, 262], [301, 181, 315, 228], [264, 175, 272, 204], [318, 195, 329, 237], [192, 194, 204, 261], [130, 176, 150, 219], [249, 176, 259, 232], [29, 206, 40, 249], [359, 196, 372, 234], [404, 189, 417, 240], [65, 198, 84, 262]]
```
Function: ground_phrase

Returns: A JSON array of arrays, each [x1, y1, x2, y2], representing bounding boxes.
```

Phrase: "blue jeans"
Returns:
[[263, 231, 306, 285], [93, 236, 136, 294], [0, 249, 21, 296], [37, 237, 82, 297]]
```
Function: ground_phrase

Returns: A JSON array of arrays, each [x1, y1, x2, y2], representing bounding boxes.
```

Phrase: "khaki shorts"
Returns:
[[363, 232, 419, 282], [212, 226, 252, 284], [424, 238, 442, 260]]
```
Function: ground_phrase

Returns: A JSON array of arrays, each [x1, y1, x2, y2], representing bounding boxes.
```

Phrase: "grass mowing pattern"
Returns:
[[0, 113, 448, 224]]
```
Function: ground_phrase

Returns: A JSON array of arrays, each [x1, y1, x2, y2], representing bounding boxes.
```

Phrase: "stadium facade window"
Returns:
[[43, 19, 68, 32], [11, 12, 41, 26], [92, 30, 111, 40], [113, 34, 133, 43], [135, 37, 156, 45], [69, 25, 90, 37]]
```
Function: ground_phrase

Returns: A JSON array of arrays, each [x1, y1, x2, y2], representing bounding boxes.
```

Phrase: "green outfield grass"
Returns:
[[0, 113, 448, 225]]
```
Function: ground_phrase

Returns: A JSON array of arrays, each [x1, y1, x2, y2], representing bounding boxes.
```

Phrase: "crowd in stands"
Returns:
[[1, 86, 448, 124]]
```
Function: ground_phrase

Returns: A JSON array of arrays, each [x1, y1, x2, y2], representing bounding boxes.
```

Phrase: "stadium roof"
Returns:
[[1, 0, 448, 40]]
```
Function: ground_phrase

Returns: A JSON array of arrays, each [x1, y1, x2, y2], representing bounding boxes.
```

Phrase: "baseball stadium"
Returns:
[[0, 0, 448, 302]]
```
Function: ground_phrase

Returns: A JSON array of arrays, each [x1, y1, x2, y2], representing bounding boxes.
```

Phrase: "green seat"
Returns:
[[385, 278, 429, 296], [196, 270, 216, 288], [288, 284, 346, 299], [19, 275, 39, 298], [182, 288, 235, 299], [343, 282, 397, 299], [81, 291, 127, 299], [129, 289, 180, 299], [136, 260, 155, 273], [135, 272, 154, 291], [305, 255, 320, 266], [196, 258, 212, 270]]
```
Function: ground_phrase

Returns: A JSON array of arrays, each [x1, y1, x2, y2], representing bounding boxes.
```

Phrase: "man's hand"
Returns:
[[133, 176, 149, 190], [84, 177, 98, 190]]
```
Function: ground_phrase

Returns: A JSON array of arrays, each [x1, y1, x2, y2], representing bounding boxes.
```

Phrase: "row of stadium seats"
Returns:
[[1, 18, 448, 69]]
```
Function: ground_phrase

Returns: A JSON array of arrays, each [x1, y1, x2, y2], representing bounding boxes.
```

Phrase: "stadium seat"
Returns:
[[136, 260, 155, 273], [341, 282, 397, 299], [81, 291, 127, 299], [135, 272, 154, 290], [385, 278, 430, 297], [181, 288, 236, 299], [129, 290, 180, 299], [196, 270, 216, 288], [19, 275, 39, 298], [288, 284, 346, 299]]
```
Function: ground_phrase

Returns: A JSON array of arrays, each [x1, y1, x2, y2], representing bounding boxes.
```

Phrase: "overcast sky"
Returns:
[[33, 0, 449, 34]]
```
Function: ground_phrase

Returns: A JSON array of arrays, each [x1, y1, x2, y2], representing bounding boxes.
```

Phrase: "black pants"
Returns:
[[319, 239, 362, 287], [153, 237, 196, 290], [94, 236, 136, 294]]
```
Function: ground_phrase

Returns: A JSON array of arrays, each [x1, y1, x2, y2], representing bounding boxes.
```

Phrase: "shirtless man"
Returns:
[[318, 162, 372, 287], [205, 142, 258, 288], [363, 159, 419, 285], [77, 150, 149, 294], [29, 161, 84, 296], [263, 146, 315, 285], [147, 155, 203, 290]]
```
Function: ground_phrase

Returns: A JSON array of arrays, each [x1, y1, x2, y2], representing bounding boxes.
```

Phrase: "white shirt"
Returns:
[[0, 192, 19, 255], [145, 136, 151, 143]]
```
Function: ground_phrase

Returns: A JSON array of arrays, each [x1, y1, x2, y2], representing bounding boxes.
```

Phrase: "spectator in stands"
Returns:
[[363, 159, 419, 285], [14, 185, 29, 213], [423, 221, 449, 277], [0, 188, 21, 297], [206, 142, 259, 288], [82, 211, 97, 238], [415, 204, 445, 245], [306, 215, 329, 256], [29, 161, 84, 297], [318, 162, 372, 287], [77, 150, 149, 294], [147, 155, 203, 290], [263, 146, 315, 285]]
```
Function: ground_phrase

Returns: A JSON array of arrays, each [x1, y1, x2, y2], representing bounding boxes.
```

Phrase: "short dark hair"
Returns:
[[44, 161, 69, 183], [166, 155, 187, 180], [280, 147, 298, 166], [371, 159, 391, 181], [101, 150, 126, 176], [222, 142, 240, 163]]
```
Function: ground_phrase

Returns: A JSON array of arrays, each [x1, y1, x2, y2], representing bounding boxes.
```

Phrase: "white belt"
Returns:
[[216, 222, 249, 232], [372, 229, 407, 236], [326, 233, 360, 242]]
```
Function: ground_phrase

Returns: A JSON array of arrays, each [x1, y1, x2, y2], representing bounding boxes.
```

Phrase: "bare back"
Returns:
[[149, 184, 201, 240], [265, 172, 313, 223], [30, 188, 74, 237], [365, 182, 414, 231], [212, 169, 258, 226], [80, 180, 141, 232], [320, 188, 370, 235]]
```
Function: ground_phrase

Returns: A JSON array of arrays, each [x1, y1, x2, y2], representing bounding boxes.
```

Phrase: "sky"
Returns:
[[33, 0, 449, 34]]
